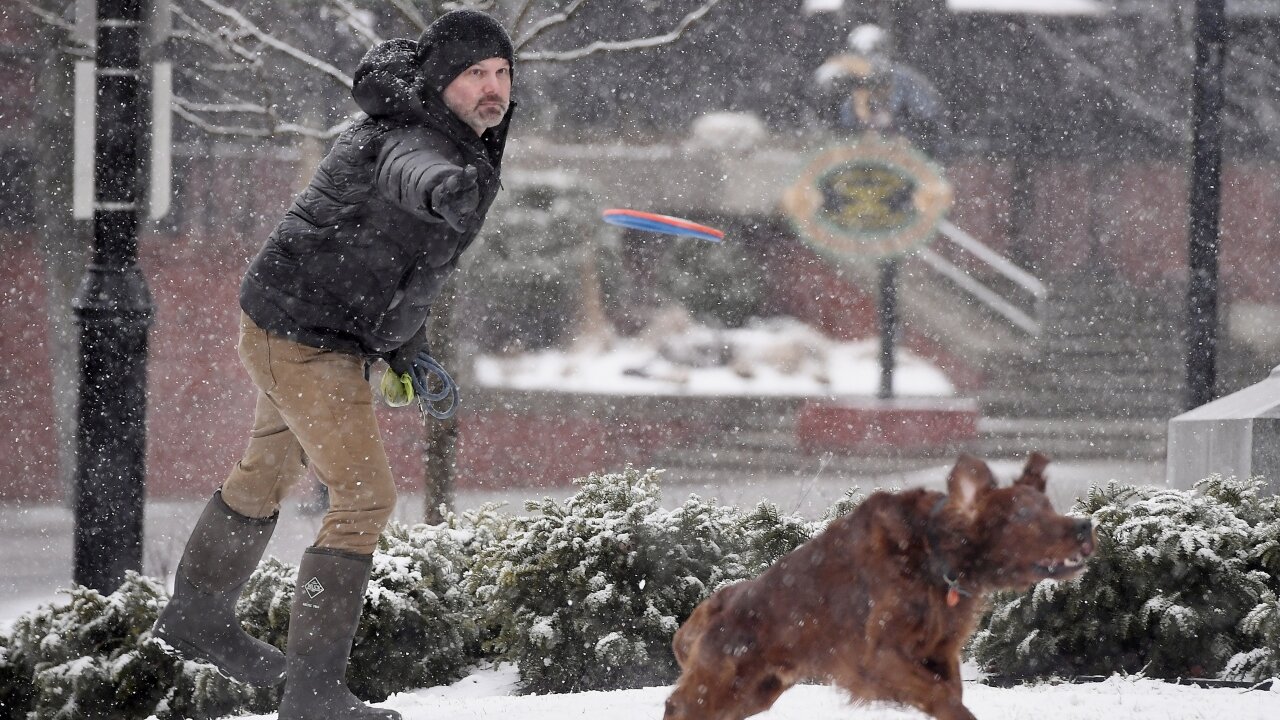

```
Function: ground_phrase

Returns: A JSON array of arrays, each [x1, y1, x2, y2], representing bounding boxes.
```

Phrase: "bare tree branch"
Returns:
[[173, 98, 353, 140], [192, 0, 354, 88], [175, 98, 268, 114], [517, 0, 723, 63], [387, 0, 431, 31], [1234, 45, 1280, 84], [1026, 20, 1187, 143], [23, 0, 79, 39], [332, 0, 384, 47], [171, 102, 274, 137], [513, 0, 591, 51], [172, 4, 262, 69], [510, 0, 539, 35]]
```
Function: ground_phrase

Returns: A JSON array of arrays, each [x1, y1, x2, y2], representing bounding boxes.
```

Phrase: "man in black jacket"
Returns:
[[152, 10, 514, 719]]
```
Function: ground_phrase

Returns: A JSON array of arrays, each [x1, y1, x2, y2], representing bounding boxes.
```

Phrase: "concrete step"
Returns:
[[979, 389, 1183, 419], [976, 416, 1168, 461], [1037, 337, 1183, 360], [978, 416, 1167, 438]]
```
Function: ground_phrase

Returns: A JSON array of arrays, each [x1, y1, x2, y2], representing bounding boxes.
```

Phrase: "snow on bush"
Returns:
[[0, 573, 272, 720], [466, 466, 817, 694], [0, 507, 501, 720], [346, 511, 500, 699], [971, 475, 1280, 682]]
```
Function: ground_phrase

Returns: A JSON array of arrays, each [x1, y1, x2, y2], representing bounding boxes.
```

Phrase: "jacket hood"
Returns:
[[351, 38, 429, 122]]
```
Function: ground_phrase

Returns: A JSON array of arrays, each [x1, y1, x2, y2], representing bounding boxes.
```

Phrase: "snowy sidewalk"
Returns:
[[231, 665, 1280, 720]]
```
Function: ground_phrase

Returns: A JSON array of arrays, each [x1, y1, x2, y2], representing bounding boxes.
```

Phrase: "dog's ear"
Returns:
[[947, 454, 997, 516], [1014, 451, 1049, 493]]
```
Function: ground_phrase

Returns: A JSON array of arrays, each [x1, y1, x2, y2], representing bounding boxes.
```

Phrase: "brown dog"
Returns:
[[664, 453, 1095, 720]]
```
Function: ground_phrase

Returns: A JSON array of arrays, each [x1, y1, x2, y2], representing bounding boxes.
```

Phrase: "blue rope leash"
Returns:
[[413, 353, 459, 420]]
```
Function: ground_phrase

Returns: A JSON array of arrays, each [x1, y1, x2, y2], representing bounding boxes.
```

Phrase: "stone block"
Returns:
[[1167, 365, 1280, 492]]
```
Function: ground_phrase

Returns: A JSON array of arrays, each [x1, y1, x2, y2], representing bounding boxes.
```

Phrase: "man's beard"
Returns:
[[474, 96, 508, 125]]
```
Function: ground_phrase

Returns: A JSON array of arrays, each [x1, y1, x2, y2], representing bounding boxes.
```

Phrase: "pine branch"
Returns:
[[518, 0, 723, 63]]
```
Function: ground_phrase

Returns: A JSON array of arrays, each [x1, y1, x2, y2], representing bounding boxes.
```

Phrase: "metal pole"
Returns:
[[73, 0, 155, 593], [1186, 0, 1226, 410], [877, 257, 898, 400]]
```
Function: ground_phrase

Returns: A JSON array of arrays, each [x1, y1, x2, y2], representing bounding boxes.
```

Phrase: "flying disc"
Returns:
[[602, 209, 724, 242]]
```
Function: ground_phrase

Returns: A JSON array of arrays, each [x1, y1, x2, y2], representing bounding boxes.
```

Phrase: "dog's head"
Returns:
[[944, 452, 1096, 592]]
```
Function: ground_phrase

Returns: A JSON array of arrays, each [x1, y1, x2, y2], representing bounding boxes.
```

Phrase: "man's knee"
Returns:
[[315, 475, 397, 553]]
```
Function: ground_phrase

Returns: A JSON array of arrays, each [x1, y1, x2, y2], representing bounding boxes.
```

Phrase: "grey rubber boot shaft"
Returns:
[[278, 547, 401, 720], [152, 490, 284, 687]]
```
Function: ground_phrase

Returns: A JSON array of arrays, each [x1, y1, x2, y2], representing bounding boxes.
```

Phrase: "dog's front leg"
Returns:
[[849, 649, 976, 720]]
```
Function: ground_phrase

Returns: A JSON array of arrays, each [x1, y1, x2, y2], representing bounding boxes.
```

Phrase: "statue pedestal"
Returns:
[[1167, 366, 1280, 493]]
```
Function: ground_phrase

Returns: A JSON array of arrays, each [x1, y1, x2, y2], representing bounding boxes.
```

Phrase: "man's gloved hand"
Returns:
[[431, 165, 480, 233], [384, 341, 423, 385], [381, 345, 459, 419]]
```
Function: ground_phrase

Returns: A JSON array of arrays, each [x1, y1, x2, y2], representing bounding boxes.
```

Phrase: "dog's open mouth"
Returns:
[[1032, 540, 1095, 579]]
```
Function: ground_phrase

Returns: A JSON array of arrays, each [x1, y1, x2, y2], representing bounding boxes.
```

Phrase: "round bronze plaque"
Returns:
[[782, 136, 953, 260]]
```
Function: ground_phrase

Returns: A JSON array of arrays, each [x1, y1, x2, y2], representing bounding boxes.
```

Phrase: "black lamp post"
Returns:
[[1186, 0, 1226, 410], [72, 0, 155, 593]]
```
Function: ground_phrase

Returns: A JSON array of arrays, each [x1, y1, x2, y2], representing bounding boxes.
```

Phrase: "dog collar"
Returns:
[[928, 497, 972, 607]]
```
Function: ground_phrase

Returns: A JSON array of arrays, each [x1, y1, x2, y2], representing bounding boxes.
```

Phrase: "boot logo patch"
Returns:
[[303, 577, 325, 599]]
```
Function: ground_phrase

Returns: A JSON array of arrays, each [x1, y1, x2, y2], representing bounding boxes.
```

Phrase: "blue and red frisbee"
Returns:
[[601, 209, 724, 242]]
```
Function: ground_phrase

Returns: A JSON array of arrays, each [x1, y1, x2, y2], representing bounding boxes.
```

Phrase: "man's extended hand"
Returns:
[[431, 165, 480, 232]]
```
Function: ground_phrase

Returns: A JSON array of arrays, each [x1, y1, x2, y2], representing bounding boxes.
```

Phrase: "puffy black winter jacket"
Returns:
[[240, 38, 513, 357]]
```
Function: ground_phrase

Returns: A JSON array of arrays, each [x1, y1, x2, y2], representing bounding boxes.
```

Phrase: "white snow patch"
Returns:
[[947, 0, 1106, 15], [475, 316, 954, 398], [220, 666, 1280, 720]]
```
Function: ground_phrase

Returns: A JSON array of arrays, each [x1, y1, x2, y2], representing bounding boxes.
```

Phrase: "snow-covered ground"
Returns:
[[475, 315, 954, 397], [231, 664, 1280, 720]]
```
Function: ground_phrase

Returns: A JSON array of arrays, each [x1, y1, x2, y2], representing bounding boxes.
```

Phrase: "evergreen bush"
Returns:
[[971, 476, 1280, 682], [0, 507, 503, 719], [0, 573, 274, 720], [657, 232, 765, 329], [347, 515, 497, 699], [467, 466, 815, 694], [461, 171, 628, 353], [237, 511, 503, 702], [0, 629, 31, 720]]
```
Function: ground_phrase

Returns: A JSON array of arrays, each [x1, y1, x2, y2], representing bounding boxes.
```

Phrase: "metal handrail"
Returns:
[[919, 220, 1047, 336], [937, 221, 1047, 301]]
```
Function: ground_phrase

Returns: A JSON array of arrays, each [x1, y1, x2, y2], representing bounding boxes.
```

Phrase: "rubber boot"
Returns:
[[152, 490, 285, 687], [278, 548, 402, 720]]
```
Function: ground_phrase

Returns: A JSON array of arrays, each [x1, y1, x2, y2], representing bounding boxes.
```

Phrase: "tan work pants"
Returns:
[[220, 313, 396, 554]]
